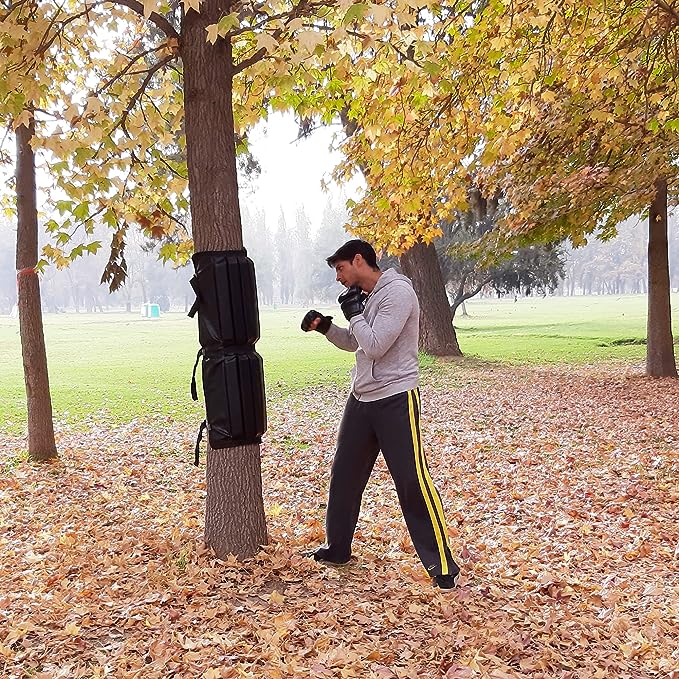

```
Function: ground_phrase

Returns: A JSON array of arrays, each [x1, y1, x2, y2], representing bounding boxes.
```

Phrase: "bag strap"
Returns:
[[190, 348, 203, 401], [194, 419, 207, 466], [187, 298, 199, 318]]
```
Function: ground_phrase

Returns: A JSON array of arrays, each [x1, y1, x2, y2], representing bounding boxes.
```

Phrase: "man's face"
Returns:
[[334, 256, 359, 287]]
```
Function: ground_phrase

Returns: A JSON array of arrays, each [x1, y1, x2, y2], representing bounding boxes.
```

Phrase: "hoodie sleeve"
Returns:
[[325, 323, 359, 352], [348, 283, 415, 359]]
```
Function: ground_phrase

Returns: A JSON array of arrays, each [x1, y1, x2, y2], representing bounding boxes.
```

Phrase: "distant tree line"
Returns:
[[0, 209, 676, 317], [557, 217, 679, 296]]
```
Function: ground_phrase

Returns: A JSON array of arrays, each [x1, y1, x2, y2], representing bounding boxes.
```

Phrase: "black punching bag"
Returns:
[[189, 250, 266, 463]]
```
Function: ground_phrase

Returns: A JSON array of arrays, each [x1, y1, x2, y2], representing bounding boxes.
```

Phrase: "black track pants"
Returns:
[[324, 389, 455, 576]]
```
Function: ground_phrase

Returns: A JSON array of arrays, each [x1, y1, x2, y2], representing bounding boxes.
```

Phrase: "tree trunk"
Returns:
[[15, 119, 57, 461], [400, 242, 462, 356], [182, 1, 268, 559], [646, 178, 677, 377]]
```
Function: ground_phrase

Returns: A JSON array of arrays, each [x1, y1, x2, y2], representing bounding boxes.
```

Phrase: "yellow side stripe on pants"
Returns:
[[414, 389, 452, 554], [408, 390, 449, 575]]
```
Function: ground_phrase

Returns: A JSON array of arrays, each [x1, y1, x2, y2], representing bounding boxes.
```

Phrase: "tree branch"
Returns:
[[111, 54, 176, 137], [35, 1, 122, 57], [454, 270, 470, 305], [228, 11, 292, 36], [156, 153, 187, 179], [157, 204, 188, 232], [450, 274, 495, 316], [233, 47, 267, 74], [232, 0, 325, 72], [654, 0, 679, 26], [93, 44, 168, 97], [103, 0, 180, 40]]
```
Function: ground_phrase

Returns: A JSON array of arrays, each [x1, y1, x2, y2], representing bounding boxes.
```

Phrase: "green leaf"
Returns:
[[343, 3, 368, 25], [75, 147, 94, 164], [159, 198, 174, 213], [69, 244, 85, 259], [73, 202, 90, 220], [56, 200, 74, 215], [158, 243, 177, 263], [217, 12, 239, 33], [422, 61, 442, 76], [56, 231, 71, 246], [104, 209, 118, 228]]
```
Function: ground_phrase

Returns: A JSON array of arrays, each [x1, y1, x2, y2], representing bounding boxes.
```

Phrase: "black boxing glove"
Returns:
[[338, 286, 366, 321], [301, 310, 333, 334]]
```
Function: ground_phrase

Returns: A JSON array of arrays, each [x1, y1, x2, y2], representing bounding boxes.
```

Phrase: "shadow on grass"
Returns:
[[455, 321, 595, 334]]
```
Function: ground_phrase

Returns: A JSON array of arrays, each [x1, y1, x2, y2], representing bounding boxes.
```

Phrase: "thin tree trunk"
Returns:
[[182, 0, 267, 559], [646, 178, 677, 377], [400, 242, 462, 356], [15, 118, 57, 461]]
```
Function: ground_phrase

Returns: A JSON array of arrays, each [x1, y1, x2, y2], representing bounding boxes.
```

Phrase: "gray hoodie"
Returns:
[[326, 268, 419, 401]]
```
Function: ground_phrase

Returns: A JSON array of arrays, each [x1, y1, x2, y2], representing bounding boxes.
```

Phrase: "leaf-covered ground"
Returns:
[[1, 362, 678, 678]]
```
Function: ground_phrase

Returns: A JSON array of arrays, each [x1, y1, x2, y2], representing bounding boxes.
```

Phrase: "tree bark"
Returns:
[[400, 242, 462, 356], [182, 0, 268, 559], [646, 178, 677, 377], [15, 119, 57, 461]]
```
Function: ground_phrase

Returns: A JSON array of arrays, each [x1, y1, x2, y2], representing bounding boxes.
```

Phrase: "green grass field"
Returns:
[[0, 294, 676, 432]]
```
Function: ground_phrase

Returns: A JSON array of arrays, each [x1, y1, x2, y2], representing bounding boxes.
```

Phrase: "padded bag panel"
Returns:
[[201, 351, 266, 449], [190, 250, 260, 349]]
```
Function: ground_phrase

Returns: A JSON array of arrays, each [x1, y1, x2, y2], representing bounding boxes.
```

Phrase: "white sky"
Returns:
[[0, 110, 360, 239], [242, 112, 361, 233]]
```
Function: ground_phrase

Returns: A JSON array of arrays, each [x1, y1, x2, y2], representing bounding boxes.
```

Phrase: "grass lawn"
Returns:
[[0, 293, 676, 431], [455, 293, 675, 363]]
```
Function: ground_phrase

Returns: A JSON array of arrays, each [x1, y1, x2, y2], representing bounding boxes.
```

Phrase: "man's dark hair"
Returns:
[[326, 239, 379, 269]]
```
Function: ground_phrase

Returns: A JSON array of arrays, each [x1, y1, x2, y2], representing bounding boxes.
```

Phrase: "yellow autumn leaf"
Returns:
[[64, 623, 80, 636], [256, 32, 279, 52], [590, 109, 611, 122], [269, 590, 285, 605], [12, 110, 32, 130], [370, 3, 390, 24], [142, 0, 160, 17], [297, 30, 325, 52], [206, 23, 219, 44], [182, 0, 200, 14], [63, 103, 80, 123]]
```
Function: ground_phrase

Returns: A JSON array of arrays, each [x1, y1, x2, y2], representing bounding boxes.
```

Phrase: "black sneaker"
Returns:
[[310, 546, 351, 565], [433, 564, 461, 589]]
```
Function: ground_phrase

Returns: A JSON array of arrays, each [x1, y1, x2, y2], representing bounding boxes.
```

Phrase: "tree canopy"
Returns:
[[313, 1, 679, 252]]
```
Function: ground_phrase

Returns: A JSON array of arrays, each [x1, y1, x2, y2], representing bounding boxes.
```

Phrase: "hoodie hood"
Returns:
[[370, 268, 413, 295]]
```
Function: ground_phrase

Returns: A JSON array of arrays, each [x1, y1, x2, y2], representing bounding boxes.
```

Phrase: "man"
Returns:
[[301, 239, 460, 589]]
